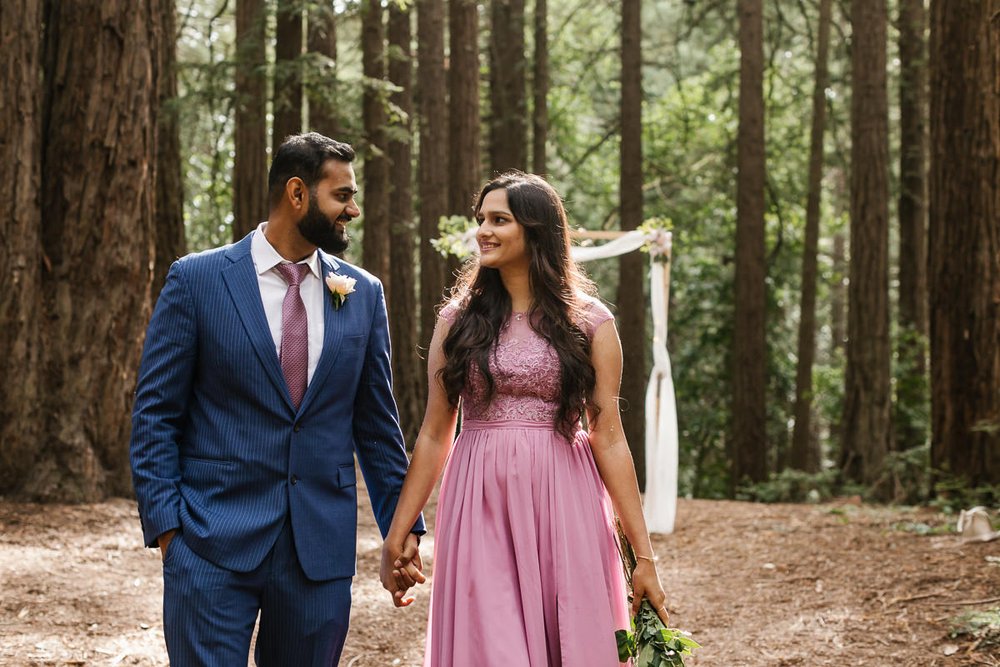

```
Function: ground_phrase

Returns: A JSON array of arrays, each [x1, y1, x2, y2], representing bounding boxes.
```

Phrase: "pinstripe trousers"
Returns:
[[162, 519, 352, 666]]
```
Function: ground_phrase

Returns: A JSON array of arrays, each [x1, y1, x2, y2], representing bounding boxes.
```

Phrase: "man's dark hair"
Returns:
[[267, 133, 355, 209]]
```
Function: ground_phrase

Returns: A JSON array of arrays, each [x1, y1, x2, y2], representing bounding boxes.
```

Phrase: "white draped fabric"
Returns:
[[570, 231, 678, 534]]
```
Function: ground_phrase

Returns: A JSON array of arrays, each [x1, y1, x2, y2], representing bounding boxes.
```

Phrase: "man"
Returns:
[[130, 133, 423, 666]]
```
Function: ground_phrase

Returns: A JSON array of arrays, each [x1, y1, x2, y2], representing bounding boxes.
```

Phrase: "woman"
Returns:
[[381, 171, 669, 665]]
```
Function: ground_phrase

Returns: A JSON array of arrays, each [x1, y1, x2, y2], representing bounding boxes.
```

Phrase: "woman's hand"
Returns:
[[631, 560, 670, 626], [380, 533, 425, 607]]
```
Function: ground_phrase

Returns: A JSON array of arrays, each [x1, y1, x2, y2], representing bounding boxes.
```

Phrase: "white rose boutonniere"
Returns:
[[325, 273, 357, 310]]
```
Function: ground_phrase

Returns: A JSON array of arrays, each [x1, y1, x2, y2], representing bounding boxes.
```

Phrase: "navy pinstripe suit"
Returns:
[[130, 232, 422, 664]]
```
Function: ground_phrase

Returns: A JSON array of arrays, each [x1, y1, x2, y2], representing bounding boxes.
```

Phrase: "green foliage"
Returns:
[[616, 601, 701, 667], [431, 215, 478, 260], [949, 609, 1000, 651], [736, 468, 839, 503], [930, 476, 1000, 515], [176, 1, 237, 251], [889, 520, 951, 536], [877, 444, 931, 505]]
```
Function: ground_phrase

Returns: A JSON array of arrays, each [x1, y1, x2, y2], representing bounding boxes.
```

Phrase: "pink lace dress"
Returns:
[[425, 297, 629, 666]]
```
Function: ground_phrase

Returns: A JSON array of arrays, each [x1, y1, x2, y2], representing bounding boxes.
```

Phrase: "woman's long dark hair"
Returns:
[[439, 171, 599, 438]]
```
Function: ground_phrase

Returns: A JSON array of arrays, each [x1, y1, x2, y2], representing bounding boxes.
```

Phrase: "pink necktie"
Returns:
[[276, 263, 309, 409]]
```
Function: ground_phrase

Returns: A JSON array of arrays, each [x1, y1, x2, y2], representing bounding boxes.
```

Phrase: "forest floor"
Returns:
[[1, 475, 999, 667]]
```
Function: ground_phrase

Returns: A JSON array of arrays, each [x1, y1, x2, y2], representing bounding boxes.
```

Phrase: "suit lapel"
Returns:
[[298, 254, 346, 415], [222, 235, 295, 411]]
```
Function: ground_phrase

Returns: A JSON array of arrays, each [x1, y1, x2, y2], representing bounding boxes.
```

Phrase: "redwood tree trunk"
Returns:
[[0, 0, 43, 492], [532, 0, 548, 175], [272, 0, 303, 153], [448, 0, 481, 217], [894, 0, 929, 452], [417, 0, 448, 353], [154, 0, 185, 302], [831, 231, 847, 353], [489, 0, 527, 173], [928, 0, 1000, 487], [361, 0, 390, 282], [789, 0, 832, 473], [233, 0, 268, 238], [732, 0, 768, 488], [33, 0, 160, 500], [841, 0, 892, 490], [387, 3, 422, 445], [618, 0, 647, 487], [307, 2, 341, 139]]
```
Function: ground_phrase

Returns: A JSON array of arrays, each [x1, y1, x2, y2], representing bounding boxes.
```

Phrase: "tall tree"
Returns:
[[273, 0, 304, 153], [789, 0, 833, 473], [233, 0, 268, 238], [489, 0, 527, 173], [841, 0, 892, 489], [532, 0, 548, 175], [417, 0, 448, 353], [387, 3, 422, 444], [307, 2, 341, 139], [361, 0, 390, 281], [31, 0, 160, 500], [0, 0, 43, 492], [831, 232, 847, 352], [928, 0, 1000, 487], [732, 0, 768, 487], [894, 0, 929, 451], [618, 0, 647, 487], [448, 0, 481, 217], [154, 0, 186, 302]]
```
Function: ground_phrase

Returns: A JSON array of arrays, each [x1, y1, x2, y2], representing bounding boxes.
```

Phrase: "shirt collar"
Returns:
[[251, 222, 321, 279]]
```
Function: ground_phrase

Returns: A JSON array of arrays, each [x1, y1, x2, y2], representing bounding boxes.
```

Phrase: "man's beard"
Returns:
[[298, 192, 350, 254]]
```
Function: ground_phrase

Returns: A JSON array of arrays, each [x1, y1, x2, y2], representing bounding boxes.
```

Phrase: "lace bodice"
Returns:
[[439, 297, 614, 424]]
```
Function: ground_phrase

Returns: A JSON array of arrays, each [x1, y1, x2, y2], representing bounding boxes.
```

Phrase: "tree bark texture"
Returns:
[[489, 0, 527, 173], [33, 0, 160, 500], [154, 0, 186, 303], [0, 0, 44, 491], [928, 0, 1000, 486], [387, 4, 422, 445], [618, 0, 647, 488], [532, 0, 548, 175], [233, 0, 268, 238], [841, 0, 892, 489], [272, 0, 303, 153], [361, 0, 390, 283], [894, 0, 929, 451], [732, 0, 769, 487], [790, 0, 832, 473], [307, 2, 341, 140], [448, 0, 482, 217], [417, 0, 448, 354]]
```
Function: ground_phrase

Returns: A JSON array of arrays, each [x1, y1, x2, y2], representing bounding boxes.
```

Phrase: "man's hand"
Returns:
[[157, 529, 177, 561], [380, 533, 425, 607]]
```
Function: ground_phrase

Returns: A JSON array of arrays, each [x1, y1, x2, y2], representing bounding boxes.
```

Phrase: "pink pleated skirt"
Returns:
[[424, 419, 629, 666]]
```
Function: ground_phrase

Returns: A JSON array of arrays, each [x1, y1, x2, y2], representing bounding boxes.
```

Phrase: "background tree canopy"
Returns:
[[1, 0, 997, 505]]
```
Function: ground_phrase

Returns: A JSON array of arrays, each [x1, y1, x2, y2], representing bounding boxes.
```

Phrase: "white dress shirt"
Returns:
[[250, 222, 325, 384]]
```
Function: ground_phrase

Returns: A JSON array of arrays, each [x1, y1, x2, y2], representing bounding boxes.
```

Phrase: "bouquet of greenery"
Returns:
[[615, 521, 700, 666]]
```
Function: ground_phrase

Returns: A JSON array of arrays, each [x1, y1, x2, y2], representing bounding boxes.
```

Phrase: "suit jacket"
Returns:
[[129, 232, 423, 580]]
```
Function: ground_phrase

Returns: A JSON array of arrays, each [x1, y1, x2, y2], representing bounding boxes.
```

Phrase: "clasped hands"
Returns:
[[380, 533, 425, 607]]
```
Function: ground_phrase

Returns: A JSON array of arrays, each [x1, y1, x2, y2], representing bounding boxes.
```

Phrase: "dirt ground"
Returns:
[[2, 475, 998, 667]]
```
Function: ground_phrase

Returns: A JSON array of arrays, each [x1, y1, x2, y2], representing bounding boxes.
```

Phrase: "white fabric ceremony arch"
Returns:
[[570, 229, 677, 534]]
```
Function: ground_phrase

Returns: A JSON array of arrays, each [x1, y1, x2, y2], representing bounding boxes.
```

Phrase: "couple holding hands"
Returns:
[[130, 132, 668, 666]]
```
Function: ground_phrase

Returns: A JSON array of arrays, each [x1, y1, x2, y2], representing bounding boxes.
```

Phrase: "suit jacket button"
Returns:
[[293, 423, 302, 432], [290, 475, 298, 485]]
